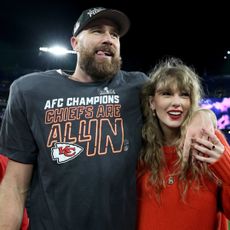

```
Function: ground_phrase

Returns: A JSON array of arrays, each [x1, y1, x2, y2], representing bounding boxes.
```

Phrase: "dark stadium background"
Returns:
[[0, 0, 230, 227]]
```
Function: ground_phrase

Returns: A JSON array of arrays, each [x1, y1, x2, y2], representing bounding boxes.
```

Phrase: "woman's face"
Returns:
[[149, 85, 191, 134]]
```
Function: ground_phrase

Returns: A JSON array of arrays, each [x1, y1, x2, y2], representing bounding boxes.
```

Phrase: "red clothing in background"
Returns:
[[137, 130, 230, 230], [0, 154, 29, 230]]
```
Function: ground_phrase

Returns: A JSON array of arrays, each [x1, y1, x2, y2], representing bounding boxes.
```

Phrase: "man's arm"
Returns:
[[0, 160, 33, 229], [183, 109, 217, 164]]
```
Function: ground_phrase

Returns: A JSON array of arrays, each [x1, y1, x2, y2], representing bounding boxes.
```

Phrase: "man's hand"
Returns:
[[182, 109, 217, 164]]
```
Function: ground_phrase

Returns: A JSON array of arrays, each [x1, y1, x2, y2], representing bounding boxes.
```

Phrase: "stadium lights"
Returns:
[[224, 50, 230, 59], [39, 46, 76, 56]]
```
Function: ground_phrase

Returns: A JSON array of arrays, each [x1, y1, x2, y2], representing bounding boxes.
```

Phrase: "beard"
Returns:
[[78, 44, 122, 81]]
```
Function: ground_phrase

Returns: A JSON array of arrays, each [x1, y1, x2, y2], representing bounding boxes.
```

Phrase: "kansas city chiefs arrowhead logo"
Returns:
[[51, 143, 84, 164]]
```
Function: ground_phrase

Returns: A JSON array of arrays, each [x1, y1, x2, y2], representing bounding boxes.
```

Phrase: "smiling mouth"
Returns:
[[167, 111, 183, 120], [96, 50, 113, 57]]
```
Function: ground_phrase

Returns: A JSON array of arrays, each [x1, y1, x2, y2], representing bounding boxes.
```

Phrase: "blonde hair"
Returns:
[[139, 57, 214, 198]]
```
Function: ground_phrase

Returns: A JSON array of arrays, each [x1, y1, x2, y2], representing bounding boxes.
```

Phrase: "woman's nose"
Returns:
[[171, 96, 182, 107]]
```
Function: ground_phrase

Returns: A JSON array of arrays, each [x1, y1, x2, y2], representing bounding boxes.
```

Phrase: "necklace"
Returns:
[[163, 146, 177, 185], [165, 164, 176, 185], [167, 175, 175, 185]]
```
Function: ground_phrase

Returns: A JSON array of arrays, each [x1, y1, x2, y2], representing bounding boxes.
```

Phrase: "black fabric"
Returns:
[[0, 69, 148, 230]]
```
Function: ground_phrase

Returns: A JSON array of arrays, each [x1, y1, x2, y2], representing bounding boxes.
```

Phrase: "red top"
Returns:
[[137, 130, 230, 230], [0, 154, 29, 230]]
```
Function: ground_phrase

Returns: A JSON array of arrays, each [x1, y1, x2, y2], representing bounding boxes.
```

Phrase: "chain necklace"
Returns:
[[163, 146, 177, 185], [165, 164, 176, 185]]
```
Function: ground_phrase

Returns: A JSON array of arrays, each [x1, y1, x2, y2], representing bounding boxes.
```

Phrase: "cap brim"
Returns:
[[84, 9, 130, 37]]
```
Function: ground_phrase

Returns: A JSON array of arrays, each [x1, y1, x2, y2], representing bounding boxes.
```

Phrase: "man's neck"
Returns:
[[70, 68, 94, 83]]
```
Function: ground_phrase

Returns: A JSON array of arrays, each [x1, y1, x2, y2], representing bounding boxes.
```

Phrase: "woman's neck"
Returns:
[[163, 129, 180, 146]]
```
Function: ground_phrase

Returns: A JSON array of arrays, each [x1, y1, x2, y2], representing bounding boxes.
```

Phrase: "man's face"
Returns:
[[76, 19, 122, 81]]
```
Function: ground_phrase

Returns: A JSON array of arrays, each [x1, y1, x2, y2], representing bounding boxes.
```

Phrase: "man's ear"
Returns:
[[70, 36, 79, 51]]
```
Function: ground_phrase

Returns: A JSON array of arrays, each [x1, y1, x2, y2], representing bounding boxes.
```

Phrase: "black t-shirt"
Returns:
[[0, 69, 148, 230]]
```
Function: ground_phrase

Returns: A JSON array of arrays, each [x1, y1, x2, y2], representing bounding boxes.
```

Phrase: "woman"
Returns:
[[137, 58, 230, 230]]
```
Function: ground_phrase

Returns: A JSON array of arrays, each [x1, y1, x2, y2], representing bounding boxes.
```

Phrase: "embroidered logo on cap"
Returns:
[[87, 7, 105, 17]]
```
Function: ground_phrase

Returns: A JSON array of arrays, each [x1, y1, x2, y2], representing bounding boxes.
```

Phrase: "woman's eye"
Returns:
[[181, 92, 190, 97], [162, 92, 171, 96]]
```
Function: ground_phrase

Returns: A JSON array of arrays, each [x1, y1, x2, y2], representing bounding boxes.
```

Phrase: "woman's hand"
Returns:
[[192, 129, 225, 164], [182, 109, 217, 164]]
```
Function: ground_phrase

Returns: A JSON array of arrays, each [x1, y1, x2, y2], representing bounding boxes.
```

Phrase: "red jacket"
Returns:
[[0, 154, 29, 230], [137, 130, 230, 230]]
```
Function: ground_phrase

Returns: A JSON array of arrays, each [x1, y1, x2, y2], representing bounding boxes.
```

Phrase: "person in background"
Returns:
[[0, 154, 29, 230], [0, 7, 217, 230], [137, 57, 230, 230]]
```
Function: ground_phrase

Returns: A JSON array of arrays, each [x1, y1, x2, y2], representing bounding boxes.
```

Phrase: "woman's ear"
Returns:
[[149, 96, 155, 111]]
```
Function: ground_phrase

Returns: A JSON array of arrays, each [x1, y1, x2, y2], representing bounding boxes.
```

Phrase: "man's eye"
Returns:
[[111, 32, 119, 38], [92, 30, 101, 33]]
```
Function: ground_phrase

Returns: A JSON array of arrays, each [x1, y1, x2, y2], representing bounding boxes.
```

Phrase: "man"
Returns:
[[0, 7, 215, 230], [0, 7, 148, 230]]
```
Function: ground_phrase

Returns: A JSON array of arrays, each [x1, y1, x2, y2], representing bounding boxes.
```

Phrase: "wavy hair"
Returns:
[[139, 57, 214, 199]]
